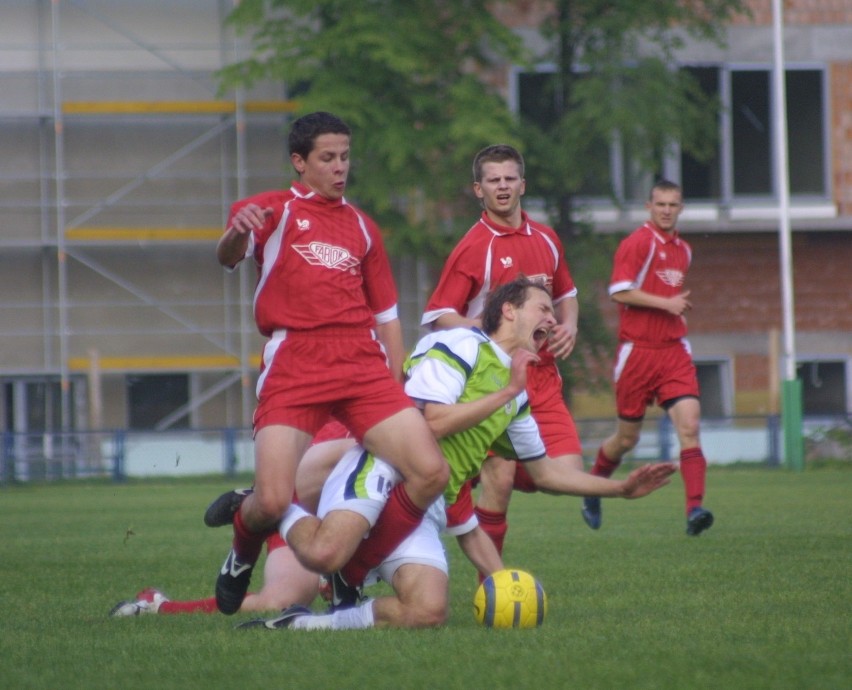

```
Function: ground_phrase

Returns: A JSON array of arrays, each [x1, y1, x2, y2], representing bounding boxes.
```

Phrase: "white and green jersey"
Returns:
[[403, 327, 546, 505]]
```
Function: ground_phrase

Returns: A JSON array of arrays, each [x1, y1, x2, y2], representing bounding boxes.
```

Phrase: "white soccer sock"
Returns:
[[291, 600, 375, 631], [279, 503, 312, 540]]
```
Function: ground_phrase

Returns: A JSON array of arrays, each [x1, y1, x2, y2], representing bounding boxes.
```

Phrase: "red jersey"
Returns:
[[422, 211, 576, 363], [609, 221, 692, 345], [228, 184, 399, 337]]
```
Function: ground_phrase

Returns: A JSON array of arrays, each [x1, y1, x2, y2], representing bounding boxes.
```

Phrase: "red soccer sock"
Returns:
[[474, 506, 508, 557], [591, 447, 620, 478], [680, 447, 707, 513], [158, 598, 219, 615], [232, 509, 272, 565], [340, 484, 425, 587]]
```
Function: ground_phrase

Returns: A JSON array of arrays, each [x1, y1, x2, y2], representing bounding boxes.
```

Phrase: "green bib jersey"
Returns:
[[403, 327, 546, 505]]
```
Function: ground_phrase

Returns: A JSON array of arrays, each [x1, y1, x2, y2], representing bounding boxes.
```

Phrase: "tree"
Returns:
[[514, 0, 749, 394], [522, 0, 750, 237], [219, 0, 525, 256]]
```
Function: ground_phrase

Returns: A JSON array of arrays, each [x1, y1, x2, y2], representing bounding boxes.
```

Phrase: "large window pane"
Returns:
[[798, 361, 847, 416], [681, 67, 721, 199], [731, 70, 771, 195], [696, 362, 728, 418], [127, 374, 189, 430], [787, 70, 825, 195]]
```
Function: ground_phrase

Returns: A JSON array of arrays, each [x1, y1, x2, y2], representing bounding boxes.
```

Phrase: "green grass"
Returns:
[[1, 466, 850, 690]]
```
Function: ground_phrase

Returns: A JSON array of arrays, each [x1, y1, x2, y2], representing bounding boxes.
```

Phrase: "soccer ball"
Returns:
[[473, 568, 547, 629]]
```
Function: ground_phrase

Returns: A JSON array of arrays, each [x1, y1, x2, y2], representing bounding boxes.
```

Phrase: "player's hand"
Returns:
[[229, 204, 274, 236], [546, 322, 577, 360], [507, 349, 538, 396], [621, 462, 677, 498], [666, 290, 692, 316]]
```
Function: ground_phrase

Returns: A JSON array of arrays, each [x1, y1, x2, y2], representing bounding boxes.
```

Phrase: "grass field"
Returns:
[[1, 464, 850, 690]]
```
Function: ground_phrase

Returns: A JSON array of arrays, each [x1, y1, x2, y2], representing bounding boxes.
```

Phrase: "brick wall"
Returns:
[[736, 0, 852, 26], [687, 232, 852, 334]]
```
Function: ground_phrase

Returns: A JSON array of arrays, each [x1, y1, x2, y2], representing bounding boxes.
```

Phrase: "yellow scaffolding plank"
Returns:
[[61, 100, 298, 115], [66, 227, 222, 242], [68, 354, 261, 372]]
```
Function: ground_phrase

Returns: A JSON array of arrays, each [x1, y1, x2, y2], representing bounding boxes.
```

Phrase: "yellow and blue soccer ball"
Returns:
[[473, 568, 547, 628]]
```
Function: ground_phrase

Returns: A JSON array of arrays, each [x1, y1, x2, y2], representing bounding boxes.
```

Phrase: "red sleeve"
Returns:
[[541, 225, 575, 301], [609, 227, 648, 290], [424, 231, 483, 317], [360, 216, 399, 317], [227, 190, 291, 265]]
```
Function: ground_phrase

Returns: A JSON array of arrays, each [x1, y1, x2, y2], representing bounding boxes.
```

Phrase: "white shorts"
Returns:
[[317, 445, 400, 527], [370, 498, 449, 586], [318, 444, 449, 585]]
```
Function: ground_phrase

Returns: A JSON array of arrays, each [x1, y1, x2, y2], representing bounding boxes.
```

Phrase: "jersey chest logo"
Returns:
[[292, 242, 360, 271], [655, 268, 684, 287], [499, 256, 513, 268]]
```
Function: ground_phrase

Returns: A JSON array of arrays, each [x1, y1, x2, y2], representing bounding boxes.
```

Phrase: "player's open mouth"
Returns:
[[533, 327, 550, 348]]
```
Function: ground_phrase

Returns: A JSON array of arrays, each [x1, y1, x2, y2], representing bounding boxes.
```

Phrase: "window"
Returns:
[[513, 64, 828, 204], [695, 361, 731, 418], [798, 361, 847, 416], [3, 377, 80, 432], [730, 68, 826, 197], [680, 67, 722, 199], [126, 374, 189, 430]]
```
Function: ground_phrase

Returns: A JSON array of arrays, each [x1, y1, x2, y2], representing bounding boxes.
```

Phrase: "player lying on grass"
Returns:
[[242, 277, 676, 630], [110, 431, 354, 617]]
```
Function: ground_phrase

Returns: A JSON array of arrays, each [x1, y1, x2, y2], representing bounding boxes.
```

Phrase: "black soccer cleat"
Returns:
[[581, 496, 602, 530], [328, 571, 363, 611], [235, 605, 312, 630], [204, 488, 253, 527], [686, 506, 714, 536], [215, 548, 255, 615]]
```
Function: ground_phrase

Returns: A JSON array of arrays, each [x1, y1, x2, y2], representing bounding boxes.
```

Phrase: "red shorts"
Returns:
[[311, 419, 353, 444], [614, 340, 699, 420], [445, 480, 475, 530], [525, 363, 582, 457], [253, 327, 412, 440]]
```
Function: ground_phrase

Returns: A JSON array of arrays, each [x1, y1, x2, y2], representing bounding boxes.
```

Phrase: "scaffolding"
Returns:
[[0, 0, 294, 432]]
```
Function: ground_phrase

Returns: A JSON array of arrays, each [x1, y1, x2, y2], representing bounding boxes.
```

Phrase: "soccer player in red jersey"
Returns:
[[213, 112, 448, 613], [583, 179, 714, 536], [421, 144, 583, 557]]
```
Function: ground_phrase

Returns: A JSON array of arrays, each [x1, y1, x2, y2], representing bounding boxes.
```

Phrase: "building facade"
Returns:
[[1, 0, 849, 450]]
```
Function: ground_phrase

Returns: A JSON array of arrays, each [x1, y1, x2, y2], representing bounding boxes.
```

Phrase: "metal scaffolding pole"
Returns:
[[51, 0, 71, 432]]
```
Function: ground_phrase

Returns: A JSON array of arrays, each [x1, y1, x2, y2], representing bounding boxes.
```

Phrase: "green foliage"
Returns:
[[2, 467, 850, 689], [219, 0, 526, 253], [217, 0, 752, 383], [523, 0, 750, 234]]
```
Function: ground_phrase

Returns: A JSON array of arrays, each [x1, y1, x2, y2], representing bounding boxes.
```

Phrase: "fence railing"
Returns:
[[2, 415, 849, 484]]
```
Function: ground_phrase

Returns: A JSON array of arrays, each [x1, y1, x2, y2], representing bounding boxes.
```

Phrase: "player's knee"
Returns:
[[404, 598, 448, 628], [614, 433, 640, 455], [411, 457, 450, 499], [481, 458, 516, 496], [246, 491, 290, 529]]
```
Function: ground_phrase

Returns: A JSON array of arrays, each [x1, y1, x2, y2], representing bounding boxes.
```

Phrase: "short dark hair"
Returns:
[[289, 112, 351, 159], [650, 178, 682, 200], [481, 276, 548, 335], [472, 144, 525, 183]]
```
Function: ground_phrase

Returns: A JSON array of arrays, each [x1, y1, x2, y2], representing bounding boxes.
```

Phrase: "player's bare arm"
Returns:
[[216, 203, 273, 268], [524, 456, 676, 498], [421, 349, 535, 439], [612, 288, 692, 316], [433, 312, 482, 331], [375, 318, 405, 382]]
